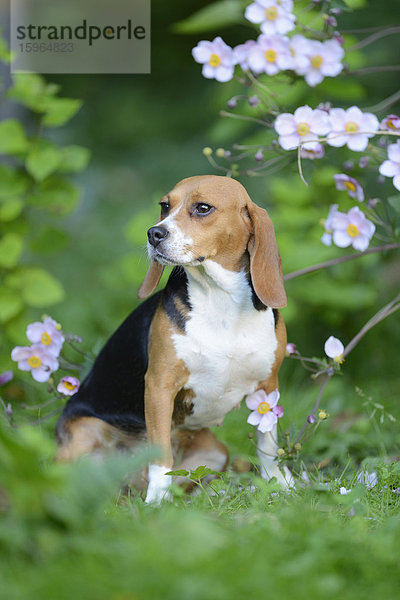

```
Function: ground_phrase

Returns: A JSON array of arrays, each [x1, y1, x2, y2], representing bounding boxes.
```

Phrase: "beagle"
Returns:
[[56, 175, 293, 502]]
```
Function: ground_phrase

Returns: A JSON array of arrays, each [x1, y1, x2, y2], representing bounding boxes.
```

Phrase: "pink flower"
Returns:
[[26, 316, 64, 357], [380, 114, 400, 131], [246, 389, 284, 433], [327, 106, 379, 151], [57, 376, 80, 396], [300, 142, 325, 160], [247, 34, 293, 76], [331, 206, 375, 251], [296, 38, 345, 87], [245, 0, 296, 36], [324, 336, 344, 363], [334, 174, 364, 202], [321, 203, 339, 246], [378, 141, 400, 191], [192, 37, 236, 82], [11, 344, 59, 382], [275, 105, 330, 150], [233, 40, 257, 70]]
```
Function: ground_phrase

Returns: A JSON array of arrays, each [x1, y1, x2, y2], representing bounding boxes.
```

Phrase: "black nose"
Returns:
[[147, 226, 169, 248]]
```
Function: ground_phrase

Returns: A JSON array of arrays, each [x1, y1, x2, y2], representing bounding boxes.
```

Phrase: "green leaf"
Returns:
[[30, 227, 68, 254], [0, 198, 24, 222], [388, 195, 400, 213], [26, 140, 61, 181], [189, 466, 221, 481], [41, 97, 83, 127], [58, 145, 91, 173], [7, 73, 59, 112], [166, 469, 190, 477], [0, 233, 24, 268], [173, 0, 243, 34], [27, 176, 80, 216], [6, 267, 65, 307], [0, 287, 23, 323], [0, 166, 28, 200], [0, 119, 28, 155]]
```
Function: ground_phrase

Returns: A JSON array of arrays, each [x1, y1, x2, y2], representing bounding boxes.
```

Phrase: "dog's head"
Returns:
[[138, 175, 286, 308]]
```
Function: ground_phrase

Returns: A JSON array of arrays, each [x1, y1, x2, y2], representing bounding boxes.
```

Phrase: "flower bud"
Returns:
[[368, 198, 380, 209], [343, 160, 354, 171], [285, 343, 297, 356], [5, 403, 13, 417], [227, 98, 237, 109], [202, 147, 213, 157], [294, 443, 301, 452], [277, 448, 285, 457], [307, 414, 316, 424], [318, 409, 329, 420], [359, 156, 369, 168], [0, 371, 13, 386], [325, 15, 337, 27], [216, 148, 225, 158], [255, 149, 264, 162], [330, 7, 341, 15], [248, 95, 260, 107]]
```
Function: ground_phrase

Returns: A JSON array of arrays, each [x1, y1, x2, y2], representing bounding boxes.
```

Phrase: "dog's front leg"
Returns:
[[256, 425, 294, 489], [144, 378, 175, 504]]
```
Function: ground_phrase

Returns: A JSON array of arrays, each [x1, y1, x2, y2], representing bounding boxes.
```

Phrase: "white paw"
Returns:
[[260, 463, 295, 489], [145, 464, 172, 504]]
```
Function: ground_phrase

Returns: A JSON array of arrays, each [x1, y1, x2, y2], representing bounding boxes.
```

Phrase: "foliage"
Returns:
[[0, 61, 90, 374]]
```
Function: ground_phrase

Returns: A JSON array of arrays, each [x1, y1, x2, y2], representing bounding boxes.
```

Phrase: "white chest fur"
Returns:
[[171, 261, 278, 428]]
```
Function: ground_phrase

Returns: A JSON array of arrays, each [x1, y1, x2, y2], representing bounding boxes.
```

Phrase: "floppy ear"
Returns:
[[246, 201, 287, 308], [138, 261, 164, 299]]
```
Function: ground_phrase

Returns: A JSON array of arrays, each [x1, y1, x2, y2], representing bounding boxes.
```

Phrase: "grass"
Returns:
[[1, 405, 400, 600]]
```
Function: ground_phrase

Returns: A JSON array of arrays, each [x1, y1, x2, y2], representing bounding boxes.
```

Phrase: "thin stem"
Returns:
[[295, 374, 331, 444], [26, 407, 63, 427], [347, 65, 400, 76], [367, 89, 400, 113], [21, 396, 61, 411], [219, 110, 271, 128], [343, 293, 400, 357], [347, 26, 400, 51], [284, 242, 400, 281]]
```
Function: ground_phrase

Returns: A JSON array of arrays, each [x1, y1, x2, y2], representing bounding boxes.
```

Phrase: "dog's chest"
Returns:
[[171, 271, 278, 428]]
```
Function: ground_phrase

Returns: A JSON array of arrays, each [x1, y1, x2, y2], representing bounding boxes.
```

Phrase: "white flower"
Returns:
[[233, 40, 257, 70], [321, 203, 339, 246], [26, 316, 64, 357], [324, 336, 344, 364], [296, 39, 344, 87], [379, 141, 400, 191], [247, 34, 293, 76], [192, 37, 236, 82], [357, 471, 377, 489], [340, 486, 351, 495], [245, 0, 296, 36], [11, 344, 59, 382], [300, 142, 325, 160], [246, 389, 284, 433], [327, 106, 379, 151], [380, 114, 400, 131], [334, 174, 364, 202], [57, 376, 80, 396], [332, 206, 375, 251], [274, 105, 331, 150], [288, 35, 312, 73]]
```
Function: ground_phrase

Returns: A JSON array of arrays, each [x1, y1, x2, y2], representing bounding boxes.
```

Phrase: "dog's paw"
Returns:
[[145, 464, 172, 504], [260, 463, 295, 489]]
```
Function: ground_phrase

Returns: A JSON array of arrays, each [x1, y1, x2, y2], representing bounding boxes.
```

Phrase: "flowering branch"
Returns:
[[284, 242, 400, 281]]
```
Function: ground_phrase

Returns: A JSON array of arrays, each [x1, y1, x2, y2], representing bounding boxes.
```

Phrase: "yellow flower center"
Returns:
[[257, 401, 271, 415], [345, 121, 359, 133], [333, 354, 344, 364], [346, 223, 359, 238], [40, 332, 51, 346], [63, 380, 77, 391], [28, 356, 42, 369], [296, 122, 311, 136], [208, 53, 221, 67], [264, 49, 277, 63], [344, 181, 356, 193], [265, 6, 278, 20], [311, 54, 323, 68]]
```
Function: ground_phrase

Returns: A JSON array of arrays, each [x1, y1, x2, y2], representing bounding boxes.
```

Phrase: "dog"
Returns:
[[56, 175, 293, 502]]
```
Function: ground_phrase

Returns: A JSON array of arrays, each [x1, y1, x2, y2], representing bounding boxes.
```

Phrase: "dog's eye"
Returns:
[[159, 202, 170, 217], [193, 203, 214, 216]]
